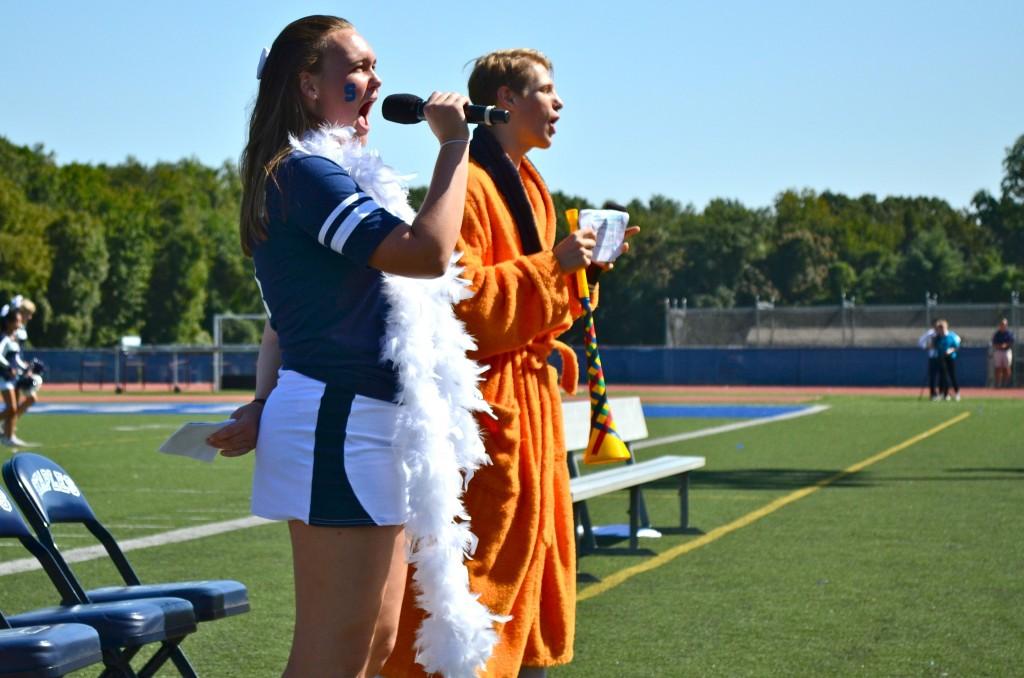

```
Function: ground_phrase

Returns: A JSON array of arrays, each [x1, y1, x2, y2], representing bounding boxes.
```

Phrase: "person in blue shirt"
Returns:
[[215, 15, 473, 677], [991, 318, 1014, 388], [933, 319, 962, 401]]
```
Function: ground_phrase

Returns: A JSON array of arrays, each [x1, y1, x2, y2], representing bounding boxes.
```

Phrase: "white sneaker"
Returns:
[[7, 435, 37, 447], [944, 395, 952, 401], [954, 392, 961, 402], [930, 395, 940, 402]]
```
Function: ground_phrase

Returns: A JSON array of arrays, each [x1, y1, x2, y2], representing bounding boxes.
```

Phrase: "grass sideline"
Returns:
[[0, 395, 1021, 676]]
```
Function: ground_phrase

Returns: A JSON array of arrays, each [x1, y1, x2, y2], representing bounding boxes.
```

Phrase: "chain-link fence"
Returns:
[[665, 294, 1022, 350]]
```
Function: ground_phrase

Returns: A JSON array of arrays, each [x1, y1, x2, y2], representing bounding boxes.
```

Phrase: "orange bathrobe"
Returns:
[[384, 157, 594, 677]]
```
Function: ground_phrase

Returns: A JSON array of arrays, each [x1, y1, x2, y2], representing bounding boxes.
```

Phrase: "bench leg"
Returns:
[[639, 491, 651, 528], [572, 504, 581, 559], [626, 450, 651, 528], [579, 501, 596, 552], [569, 453, 597, 554], [629, 487, 640, 551], [679, 472, 690, 529], [575, 502, 598, 554]]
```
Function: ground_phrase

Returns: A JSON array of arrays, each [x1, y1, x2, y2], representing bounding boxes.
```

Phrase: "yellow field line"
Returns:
[[578, 411, 971, 602]]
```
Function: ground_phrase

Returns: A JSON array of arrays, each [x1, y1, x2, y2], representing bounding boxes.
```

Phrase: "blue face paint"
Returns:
[[344, 83, 357, 102]]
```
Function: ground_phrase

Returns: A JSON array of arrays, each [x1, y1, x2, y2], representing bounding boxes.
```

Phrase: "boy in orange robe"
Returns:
[[385, 49, 628, 678]]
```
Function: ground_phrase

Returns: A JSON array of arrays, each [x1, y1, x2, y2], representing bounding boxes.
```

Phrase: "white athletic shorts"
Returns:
[[251, 369, 408, 527], [993, 349, 1012, 369]]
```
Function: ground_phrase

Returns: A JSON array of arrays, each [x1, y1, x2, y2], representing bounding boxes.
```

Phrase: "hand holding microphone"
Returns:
[[417, 92, 471, 145], [383, 93, 510, 126], [380, 92, 471, 278]]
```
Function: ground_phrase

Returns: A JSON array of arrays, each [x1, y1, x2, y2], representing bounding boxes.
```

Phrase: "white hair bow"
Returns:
[[0, 305, 9, 319], [9, 295, 22, 309], [256, 47, 270, 80]]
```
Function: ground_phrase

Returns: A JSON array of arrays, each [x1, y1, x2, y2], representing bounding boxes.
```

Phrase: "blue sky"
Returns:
[[2, 1, 1021, 210]]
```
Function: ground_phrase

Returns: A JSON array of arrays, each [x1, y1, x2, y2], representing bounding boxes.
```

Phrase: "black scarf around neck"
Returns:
[[469, 126, 543, 255]]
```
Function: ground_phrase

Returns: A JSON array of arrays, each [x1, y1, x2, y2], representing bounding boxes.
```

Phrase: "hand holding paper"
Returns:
[[159, 421, 234, 463], [579, 209, 629, 264]]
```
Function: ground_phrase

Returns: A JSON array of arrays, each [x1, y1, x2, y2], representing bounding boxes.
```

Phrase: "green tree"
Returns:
[[961, 250, 1024, 301], [769, 190, 838, 303], [827, 261, 858, 299], [0, 137, 60, 203], [678, 198, 772, 307], [766, 229, 836, 303], [42, 212, 108, 346], [857, 250, 903, 303], [974, 134, 1024, 268], [899, 228, 965, 301], [821, 192, 903, 266], [93, 209, 155, 345], [0, 176, 54, 310], [1000, 133, 1024, 202], [146, 221, 210, 344]]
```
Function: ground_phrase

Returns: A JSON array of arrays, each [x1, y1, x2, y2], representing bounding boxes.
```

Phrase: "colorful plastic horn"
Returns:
[[566, 209, 631, 465]]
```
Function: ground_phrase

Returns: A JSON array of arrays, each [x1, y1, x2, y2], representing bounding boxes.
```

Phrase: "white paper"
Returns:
[[158, 421, 233, 463], [579, 209, 629, 264]]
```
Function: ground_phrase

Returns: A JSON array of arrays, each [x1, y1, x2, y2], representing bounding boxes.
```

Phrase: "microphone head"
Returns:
[[382, 94, 423, 124]]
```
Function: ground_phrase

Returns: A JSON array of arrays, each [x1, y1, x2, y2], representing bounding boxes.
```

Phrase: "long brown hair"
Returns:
[[239, 15, 353, 255]]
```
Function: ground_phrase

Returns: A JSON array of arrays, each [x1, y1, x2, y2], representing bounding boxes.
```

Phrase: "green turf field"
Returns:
[[1, 396, 1021, 676]]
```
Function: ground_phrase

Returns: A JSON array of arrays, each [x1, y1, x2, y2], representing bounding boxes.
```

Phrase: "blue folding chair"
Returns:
[[0, 624, 103, 678], [2, 454, 250, 670], [0, 485, 197, 677]]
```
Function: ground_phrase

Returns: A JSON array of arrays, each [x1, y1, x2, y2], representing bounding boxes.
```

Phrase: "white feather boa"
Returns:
[[289, 125, 505, 677]]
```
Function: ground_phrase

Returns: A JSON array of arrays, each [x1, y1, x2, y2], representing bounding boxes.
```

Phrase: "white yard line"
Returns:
[[0, 515, 273, 577], [632, 404, 830, 451]]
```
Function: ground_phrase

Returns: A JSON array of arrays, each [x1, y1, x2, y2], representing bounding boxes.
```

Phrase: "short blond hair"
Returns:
[[468, 48, 552, 106]]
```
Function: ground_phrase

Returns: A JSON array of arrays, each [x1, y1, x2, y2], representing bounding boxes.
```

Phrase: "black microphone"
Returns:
[[382, 94, 510, 126]]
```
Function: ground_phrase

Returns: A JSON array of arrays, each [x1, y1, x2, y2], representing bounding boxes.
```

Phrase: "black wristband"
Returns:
[[252, 398, 267, 406]]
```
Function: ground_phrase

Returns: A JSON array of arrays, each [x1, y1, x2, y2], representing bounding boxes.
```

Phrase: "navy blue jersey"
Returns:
[[0, 335, 26, 379], [992, 329, 1014, 347], [253, 153, 404, 401]]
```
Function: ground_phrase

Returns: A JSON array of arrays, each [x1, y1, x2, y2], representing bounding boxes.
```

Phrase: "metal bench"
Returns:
[[564, 397, 705, 552]]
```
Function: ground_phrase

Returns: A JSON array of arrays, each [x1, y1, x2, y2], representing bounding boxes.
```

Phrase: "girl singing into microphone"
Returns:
[[227, 15, 500, 677]]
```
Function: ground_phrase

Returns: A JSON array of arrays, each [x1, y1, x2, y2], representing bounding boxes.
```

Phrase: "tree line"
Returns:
[[0, 134, 1020, 347]]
